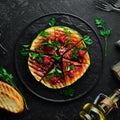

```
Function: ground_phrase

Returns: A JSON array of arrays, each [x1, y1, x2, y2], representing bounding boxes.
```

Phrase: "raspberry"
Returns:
[[43, 56, 51, 65], [79, 50, 86, 57], [50, 76, 58, 84], [44, 45, 53, 51], [68, 70, 74, 78], [59, 35, 66, 44]]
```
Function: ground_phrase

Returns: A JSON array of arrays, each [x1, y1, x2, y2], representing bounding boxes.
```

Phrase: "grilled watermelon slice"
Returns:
[[62, 58, 90, 86], [63, 41, 90, 64], [54, 26, 82, 55], [41, 64, 65, 89], [28, 53, 54, 82], [28, 26, 90, 89]]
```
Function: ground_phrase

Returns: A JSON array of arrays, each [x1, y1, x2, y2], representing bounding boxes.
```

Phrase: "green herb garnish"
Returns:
[[95, 18, 112, 56], [64, 27, 71, 36], [47, 68, 62, 80], [72, 46, 79, 60], [49, 18, 56, 27], [31, 52, 38, 59], [52, 55, 61, 62], [20, 44, 30, 56], [39, 52, 44, 64], [83, 35, 93, 45], [60, 87, 74, 97], [0, 67, 28, 110], [40, 31, 51, 37], [67, 64, 74, 71], [41, 39, 60, 51]]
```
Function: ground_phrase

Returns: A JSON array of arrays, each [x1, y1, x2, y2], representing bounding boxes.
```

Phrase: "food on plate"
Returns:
[[0, 81, 24, 113], [28, 26, 91, 89]]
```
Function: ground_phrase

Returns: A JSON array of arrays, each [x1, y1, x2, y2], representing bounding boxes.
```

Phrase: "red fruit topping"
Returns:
[[59, 35, 66, 43], [50, 76, 58, 84], [68, 70, 74, 78], [44, 45, 53, 51], [79, 50, 86, 57], [43, 56, 51, 65]]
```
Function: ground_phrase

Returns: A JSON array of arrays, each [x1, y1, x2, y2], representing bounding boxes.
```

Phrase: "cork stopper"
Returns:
[[100, 88, 120, 114], [115, 89, 120, 96]]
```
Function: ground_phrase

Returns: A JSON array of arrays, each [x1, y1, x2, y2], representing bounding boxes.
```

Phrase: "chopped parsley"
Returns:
[[39, 52, 44, 64], [39, 31, 51, 37], [47, 68, 62, 80], [60, 87, 75, 97], [72, 46, 79, 60], [49, 18, 56, 27], [20, 44, 30, 56], [31, 52, 38, 59], [41, 39, 60, 51], [83, 35, 93, 45], [52, 55, 61, 62], [64, 27, 71, 36], [67, 64, 74, 71]]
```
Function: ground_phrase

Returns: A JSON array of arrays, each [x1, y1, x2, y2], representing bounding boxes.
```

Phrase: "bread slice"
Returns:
[[0, 81, 24, 113]]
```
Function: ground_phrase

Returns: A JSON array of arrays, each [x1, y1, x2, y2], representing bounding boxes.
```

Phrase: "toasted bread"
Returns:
[[0, 81, 24, 113]]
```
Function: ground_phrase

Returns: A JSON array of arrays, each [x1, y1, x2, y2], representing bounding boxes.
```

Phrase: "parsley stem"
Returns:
[[104, 36, 108, 56]]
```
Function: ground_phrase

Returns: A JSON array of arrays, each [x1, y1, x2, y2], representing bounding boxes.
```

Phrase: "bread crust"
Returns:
[[0, 81, 24, 113]]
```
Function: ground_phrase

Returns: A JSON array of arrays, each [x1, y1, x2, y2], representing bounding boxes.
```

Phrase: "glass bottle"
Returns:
[[79, 89, 120, 120]]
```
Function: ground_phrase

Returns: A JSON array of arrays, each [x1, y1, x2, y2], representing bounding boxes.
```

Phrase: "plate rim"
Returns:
[[14, 12, 104, 102]]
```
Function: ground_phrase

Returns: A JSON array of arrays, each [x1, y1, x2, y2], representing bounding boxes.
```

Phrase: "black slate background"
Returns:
[[0, 0, 120, 120]]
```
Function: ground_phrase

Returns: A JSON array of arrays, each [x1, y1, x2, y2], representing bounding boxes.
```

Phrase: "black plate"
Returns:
[[14, 13, 103, 102]]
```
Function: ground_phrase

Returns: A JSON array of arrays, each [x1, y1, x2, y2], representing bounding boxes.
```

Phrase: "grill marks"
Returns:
[[0, 81, 24, 113], [28, 55, 54, 81], [28, 26, 90, 89]]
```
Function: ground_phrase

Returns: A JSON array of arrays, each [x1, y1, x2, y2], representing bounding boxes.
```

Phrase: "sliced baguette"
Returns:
[[0, 81, 24, 113]]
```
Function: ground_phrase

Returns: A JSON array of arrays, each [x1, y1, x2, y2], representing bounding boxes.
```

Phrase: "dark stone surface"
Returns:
[[0, 0, 120, 120]]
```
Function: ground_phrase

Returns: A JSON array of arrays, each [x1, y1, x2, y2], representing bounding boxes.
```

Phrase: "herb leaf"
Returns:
[[60, 87, 74, 97], [20, 44, 30, 56], [0, 67, 28, 110], [83, 35, 93, 45], [31, 52, 38, 59], [41, 40, 60, 51], [49, 18, 56, 27], [52, 55, 61, 62], [40, 31, 51, 37], [67, 65, 74, 71], [72, 46, 79, 60], [95, 18, 112, 56], [64, 27, 71, 36], [47, 68, 62, 80], [39, 52, 44, 64]]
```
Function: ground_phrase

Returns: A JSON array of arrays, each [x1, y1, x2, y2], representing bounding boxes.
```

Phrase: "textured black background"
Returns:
[[0, 0, 120, 120]]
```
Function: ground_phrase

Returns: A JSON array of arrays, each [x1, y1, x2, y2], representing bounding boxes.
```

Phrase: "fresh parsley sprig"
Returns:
[[60, 87, 74, 97], [39, 52, 44, 64], [67, 64, 74, 71], [46, 68, 62, 80], [52, 55, 61, 62], [0, 67, 28, 110], [95, 18, 112, 56], [20, 45, 40, 60], [39, 31, 51, 37], [20, 44, 30, 56], [49, 18, 56, 27], [83, 35, 93, 45], [41, 39, 60, 51]]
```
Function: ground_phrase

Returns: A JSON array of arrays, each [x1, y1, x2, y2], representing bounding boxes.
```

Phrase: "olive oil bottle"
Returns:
[[79, 89, 120, 120]]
